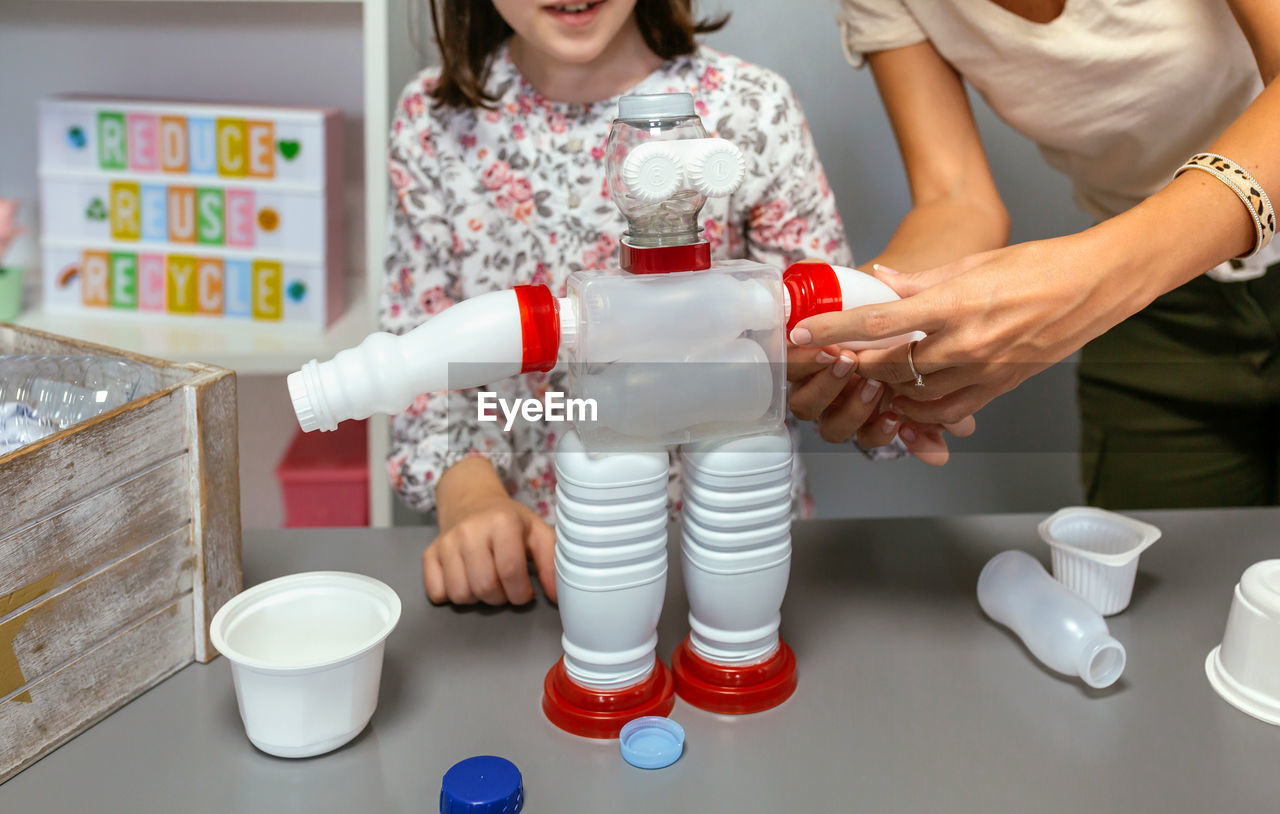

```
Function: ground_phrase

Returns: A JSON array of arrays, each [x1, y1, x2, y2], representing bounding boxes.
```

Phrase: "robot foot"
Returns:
[[671, 634, 796, 715], [541, 656, 675, 739]]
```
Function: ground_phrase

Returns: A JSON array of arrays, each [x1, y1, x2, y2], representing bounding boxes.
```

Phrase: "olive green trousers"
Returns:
[[1078, 268, 1280, 509]]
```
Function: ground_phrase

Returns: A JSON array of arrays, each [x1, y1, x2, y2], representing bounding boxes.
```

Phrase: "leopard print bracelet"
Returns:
[[1175, 152, 1276, 259]]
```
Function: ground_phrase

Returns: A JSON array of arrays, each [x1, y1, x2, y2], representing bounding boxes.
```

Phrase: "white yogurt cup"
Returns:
[[1038, 506, 1161, 616], [1206, 560, 1280, 726], [210, 571, 401, 758]]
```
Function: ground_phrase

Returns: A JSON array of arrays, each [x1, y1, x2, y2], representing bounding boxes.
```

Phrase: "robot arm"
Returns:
[[286, 262, 920, 433], [288, 285, 560, 432]]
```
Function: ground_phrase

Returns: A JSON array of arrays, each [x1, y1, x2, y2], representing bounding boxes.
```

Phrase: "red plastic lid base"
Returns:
[[542, 657, 676, 739], [671, 634, 797, 715], [619, 240, 712, 274]]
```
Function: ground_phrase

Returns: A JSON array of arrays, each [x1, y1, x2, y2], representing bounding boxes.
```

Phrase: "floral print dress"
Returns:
[[383, 43, 853, 521]]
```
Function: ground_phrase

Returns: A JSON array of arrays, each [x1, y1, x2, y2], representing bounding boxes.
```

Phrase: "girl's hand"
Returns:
[[787, 343, 976, 465], [791, 234, 1146, 426], [426, 459, 557, 606]]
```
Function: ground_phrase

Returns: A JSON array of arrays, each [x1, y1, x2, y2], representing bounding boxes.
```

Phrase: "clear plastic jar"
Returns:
[[605, 93, 709, 248]]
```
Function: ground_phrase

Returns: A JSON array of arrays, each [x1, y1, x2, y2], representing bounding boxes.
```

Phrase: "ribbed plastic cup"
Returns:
[[1039, 507, 1161, 616]]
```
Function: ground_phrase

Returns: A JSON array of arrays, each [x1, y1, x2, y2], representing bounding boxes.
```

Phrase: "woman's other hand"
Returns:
[[787, 342, 977, 465]]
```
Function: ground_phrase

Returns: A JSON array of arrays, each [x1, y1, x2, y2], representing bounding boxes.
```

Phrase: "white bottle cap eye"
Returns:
[[686, 139, 745, 197], [622, 143, 684, 203]]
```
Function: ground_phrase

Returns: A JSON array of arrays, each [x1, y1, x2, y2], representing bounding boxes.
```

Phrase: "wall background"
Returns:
[[0, 0, 1094, 525]]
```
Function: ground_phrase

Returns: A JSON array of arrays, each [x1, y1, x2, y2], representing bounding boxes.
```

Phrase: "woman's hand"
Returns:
[[787, 343, 977, 465], [790, 233, 1152, 426], [425, 457, 556, 606]]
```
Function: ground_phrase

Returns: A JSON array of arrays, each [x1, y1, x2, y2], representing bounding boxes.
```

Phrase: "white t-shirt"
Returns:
[[838, 0, 1272, 280]]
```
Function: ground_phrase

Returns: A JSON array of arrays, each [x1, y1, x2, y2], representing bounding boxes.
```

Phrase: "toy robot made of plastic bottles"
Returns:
[[288, 93, 920, 738]]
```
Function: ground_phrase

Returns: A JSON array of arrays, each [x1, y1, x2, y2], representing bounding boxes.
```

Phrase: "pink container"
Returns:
[[275, 419, 368, 527]]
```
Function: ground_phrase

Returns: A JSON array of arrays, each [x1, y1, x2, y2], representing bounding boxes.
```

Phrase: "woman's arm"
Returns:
[[864, 42, 1010, 271], [792, 8, 1279, 426], [735, 60, 976, 459]]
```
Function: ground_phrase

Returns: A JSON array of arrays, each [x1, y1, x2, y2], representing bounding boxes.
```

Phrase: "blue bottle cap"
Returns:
[[440, 755, 524, 814], [619, 716, 685, 770]]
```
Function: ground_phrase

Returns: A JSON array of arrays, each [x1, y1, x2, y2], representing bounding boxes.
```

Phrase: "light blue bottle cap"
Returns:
[[617, 93, 695, 121], [619, 716, 685, 770]]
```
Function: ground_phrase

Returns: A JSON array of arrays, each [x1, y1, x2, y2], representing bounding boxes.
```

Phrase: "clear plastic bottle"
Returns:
[[0, 354, 157, 454], [977, 549, 1127, 689]]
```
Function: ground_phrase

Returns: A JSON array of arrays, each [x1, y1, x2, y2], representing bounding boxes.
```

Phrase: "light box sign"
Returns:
[[38, 97, 344, 327]]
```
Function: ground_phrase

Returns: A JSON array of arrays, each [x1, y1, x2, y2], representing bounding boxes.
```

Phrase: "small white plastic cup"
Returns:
[[1038, 506, 1161, 616], [1206, 560, 1280, 726], [210, 571, 401, 758]]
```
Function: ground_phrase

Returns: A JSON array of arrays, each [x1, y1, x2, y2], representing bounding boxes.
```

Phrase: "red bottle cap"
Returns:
[[513, 285, 560, 373], [782, 261, 843, 333], [541, 657, 676, 739], [671, 634, 797, 715]]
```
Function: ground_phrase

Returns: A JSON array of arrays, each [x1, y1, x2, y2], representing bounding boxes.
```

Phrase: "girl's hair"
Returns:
[[428, 0, 729, 108]]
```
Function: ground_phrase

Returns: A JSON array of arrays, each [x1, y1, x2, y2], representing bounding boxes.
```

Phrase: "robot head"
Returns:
[[606, 93, 745, 250]]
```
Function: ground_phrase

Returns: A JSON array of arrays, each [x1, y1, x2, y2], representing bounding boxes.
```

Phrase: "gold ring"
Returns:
[[907, 340, 925, 389]]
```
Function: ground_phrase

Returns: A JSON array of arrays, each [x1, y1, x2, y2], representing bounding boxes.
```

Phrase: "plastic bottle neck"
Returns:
[[1076, 633, 1126, 689]]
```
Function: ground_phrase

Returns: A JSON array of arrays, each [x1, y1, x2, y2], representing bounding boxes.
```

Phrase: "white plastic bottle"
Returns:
[[288, 285, 561, 432], [679, 428, 794, 666], [552, 430, 670, 690], [977, 550, 1127, 689]]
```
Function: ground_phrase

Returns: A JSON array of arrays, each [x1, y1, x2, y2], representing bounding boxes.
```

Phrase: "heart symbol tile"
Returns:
[[287, 280, 307, 302], [277, 140, 301, 161]]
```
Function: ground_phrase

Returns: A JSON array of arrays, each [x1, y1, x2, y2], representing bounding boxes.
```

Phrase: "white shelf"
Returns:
[[14, 287, 374, 375], [8, 0, 417, 525]]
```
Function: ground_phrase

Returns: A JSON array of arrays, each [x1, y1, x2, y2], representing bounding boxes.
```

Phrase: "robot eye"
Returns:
[[622, 143, 685, 204], [685, 141, 745, 198]]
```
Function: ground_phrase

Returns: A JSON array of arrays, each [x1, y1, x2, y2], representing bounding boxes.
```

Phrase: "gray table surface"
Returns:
[[3, 510, 1279, 812]]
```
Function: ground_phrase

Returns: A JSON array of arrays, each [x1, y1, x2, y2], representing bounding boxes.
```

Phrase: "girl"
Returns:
[[383, 0, 960, 606]]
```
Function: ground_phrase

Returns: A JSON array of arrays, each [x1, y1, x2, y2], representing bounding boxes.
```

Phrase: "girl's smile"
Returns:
[[543, 0, 609, 28]]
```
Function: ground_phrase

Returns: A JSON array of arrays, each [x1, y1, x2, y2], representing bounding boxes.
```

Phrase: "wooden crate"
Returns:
[[0, 324, 241, 782]]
